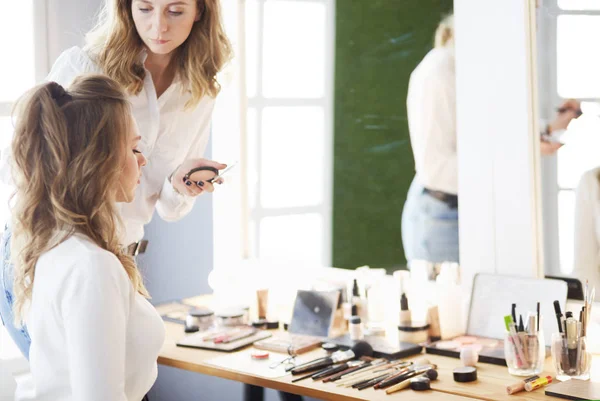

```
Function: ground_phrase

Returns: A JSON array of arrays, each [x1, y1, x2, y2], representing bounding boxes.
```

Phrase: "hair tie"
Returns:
[[48, 82, 72, 106]]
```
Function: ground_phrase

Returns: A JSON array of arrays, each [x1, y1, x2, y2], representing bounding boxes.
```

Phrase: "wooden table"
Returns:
[[156, 296, 566, 401]]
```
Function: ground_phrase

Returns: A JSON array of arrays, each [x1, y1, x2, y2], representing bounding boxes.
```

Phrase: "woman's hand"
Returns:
[[540, 139, 563, 155], [549, 99, 581, 133], [171, 158, 227, 197]]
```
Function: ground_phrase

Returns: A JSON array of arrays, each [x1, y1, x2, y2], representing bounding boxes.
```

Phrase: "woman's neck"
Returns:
[[144, 51, 176, 98]]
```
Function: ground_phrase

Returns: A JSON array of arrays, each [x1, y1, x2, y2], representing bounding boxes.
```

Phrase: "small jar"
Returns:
[[504, 330, 545, 376], [215, 309, 246, 327], [185, 308, 214, 331], [398, 322, 429, 344]]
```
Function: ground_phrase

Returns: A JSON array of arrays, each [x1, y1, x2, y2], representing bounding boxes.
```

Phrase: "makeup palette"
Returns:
[[426, 335, 506, 365]]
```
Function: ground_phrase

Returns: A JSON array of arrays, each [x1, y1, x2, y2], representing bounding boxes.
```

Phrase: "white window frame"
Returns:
[[212, 0, 335, 269]]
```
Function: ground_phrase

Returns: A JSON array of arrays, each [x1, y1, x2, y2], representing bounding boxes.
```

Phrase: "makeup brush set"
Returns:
[[287, 341, 439, 395]]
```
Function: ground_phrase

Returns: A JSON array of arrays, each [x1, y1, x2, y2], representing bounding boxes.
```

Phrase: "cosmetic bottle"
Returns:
[[436, 263, 463, 339], [350, 279, 366, 321], [349, 315, 364, 341], [400, 293, 412, 324]]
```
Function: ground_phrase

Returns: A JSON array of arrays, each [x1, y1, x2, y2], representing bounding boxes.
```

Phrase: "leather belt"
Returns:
[[125, 240, 148, 256], [423, 188, 458, 209]]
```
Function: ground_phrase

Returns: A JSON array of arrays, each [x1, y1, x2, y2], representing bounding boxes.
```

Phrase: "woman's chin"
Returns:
[[145, 42, 177, 56]]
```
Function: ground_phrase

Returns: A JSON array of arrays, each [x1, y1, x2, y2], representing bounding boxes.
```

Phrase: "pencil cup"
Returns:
[[504, 330, 544, 376], [551, 333, 591, 381]]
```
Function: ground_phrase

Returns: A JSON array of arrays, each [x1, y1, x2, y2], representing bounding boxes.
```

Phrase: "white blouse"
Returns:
[[406, 47, 457, 195], [15, 234, 165, 401], [573, 167, 600, 291], [1, 46, 216, 245]]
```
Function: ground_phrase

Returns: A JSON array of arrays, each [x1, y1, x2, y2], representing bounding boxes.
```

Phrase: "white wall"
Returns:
[[46, 0, 100, 62], [455, 0, 543, 289]]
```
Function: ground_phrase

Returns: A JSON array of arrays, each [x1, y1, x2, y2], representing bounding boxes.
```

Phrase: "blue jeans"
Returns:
[[401, 177, 459, 263], [0, 226, 31, 359]]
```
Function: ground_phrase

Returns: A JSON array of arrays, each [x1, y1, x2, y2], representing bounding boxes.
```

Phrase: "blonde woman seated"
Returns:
[[10, 75, 164, 401], [573, 167, 600, 291]]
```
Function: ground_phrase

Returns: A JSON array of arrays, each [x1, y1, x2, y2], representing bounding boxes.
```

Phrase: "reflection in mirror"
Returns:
[[402, 14, 458, 268], [537, 1, 600, 290], [242, 0, 454, 272]]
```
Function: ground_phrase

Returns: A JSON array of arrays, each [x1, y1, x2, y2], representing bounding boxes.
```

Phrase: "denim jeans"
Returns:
[[401, 177, 459, 264], [0, 226, 31, 359]]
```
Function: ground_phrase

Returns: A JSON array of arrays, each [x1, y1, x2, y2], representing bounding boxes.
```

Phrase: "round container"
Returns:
[[232, 305, 250, 324], [215, 309, 246, 327], [251, 350, 270, 360], [252, 319, 279, 329], [398, 322, 430, 344], [185, 308, 214, 331], [322, 342, 340, 354], [453, 366, 477, 382], [410, 376, 431, 391]]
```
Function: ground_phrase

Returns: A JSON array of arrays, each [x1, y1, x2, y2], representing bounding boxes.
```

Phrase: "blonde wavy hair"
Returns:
[[10, 75, 149, 325], [85, 0, 233, 108]]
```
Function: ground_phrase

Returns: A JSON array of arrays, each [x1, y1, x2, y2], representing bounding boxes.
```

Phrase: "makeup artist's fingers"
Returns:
[[183, 182, 202, 197], [214, 177, 225, 185], [550, 107, 579, 132], [560, 98, 580, 111], [201, 181, 215, 193]]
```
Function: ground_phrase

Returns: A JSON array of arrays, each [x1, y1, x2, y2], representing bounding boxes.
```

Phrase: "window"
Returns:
[[539, 1, 600, 275], [212, 0, 334, 268], [247, 0, 333, 265], [0, 0, 46, 224], [0, 0, 47, 360]]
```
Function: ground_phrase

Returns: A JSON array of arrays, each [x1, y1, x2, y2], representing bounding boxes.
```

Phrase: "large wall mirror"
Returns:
[[537, 1, 600, 289], [226, 0, 455, 272]]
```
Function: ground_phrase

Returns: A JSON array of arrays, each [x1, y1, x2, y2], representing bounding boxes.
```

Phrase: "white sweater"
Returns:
[[573, 167, 600, 291], [15, 234, 165, 401]]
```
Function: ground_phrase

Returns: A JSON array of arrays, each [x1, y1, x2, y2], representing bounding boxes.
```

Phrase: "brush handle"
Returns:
[[291, 358, 332, 375]]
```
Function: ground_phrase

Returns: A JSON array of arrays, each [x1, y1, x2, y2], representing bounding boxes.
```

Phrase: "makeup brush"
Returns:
[[290, 341, 374, 375]]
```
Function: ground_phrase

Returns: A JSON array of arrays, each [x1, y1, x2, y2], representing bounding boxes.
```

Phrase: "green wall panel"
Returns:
[[333, 0, 453, 270]]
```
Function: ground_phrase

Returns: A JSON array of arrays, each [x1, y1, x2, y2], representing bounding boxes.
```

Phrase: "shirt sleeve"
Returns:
[[155, 100, 215, 222], [573, 170, 600, 288], [46, 46, 100, 86], [59, 250, 132, 401]]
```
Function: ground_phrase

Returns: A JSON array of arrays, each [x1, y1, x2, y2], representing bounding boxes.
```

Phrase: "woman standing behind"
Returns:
[[401, 14, 458, 264], [11, 76, 163, 401], [1, 0, 232, 357], [82, 0, 233, 244]]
